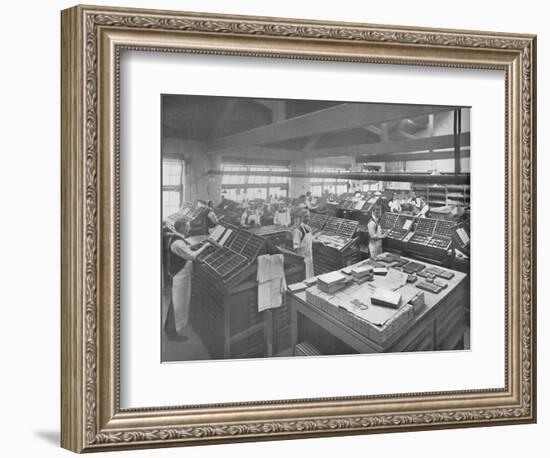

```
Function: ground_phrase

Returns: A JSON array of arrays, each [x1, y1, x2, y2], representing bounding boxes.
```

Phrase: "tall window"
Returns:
[[310, 166, 350, 196], [162, 158, 184, 220], [221, 161, 290, 202]]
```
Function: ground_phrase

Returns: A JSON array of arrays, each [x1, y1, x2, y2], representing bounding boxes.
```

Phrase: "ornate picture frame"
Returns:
[[61, 4, 536, 453]]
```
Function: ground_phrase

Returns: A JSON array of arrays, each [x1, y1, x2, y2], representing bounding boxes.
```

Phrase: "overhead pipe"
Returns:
[[206, 169, 470, 185]]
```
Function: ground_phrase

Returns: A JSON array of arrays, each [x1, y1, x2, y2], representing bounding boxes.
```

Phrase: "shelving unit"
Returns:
[[312, 216, 360, 274], [412, 184, 470, 208]]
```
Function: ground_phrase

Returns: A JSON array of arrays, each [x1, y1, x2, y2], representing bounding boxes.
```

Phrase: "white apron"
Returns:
[[298, 230, 314, 278], [368, 238, 383, 258], [172, 260, 193, 335], [368, 218, 384, 258]]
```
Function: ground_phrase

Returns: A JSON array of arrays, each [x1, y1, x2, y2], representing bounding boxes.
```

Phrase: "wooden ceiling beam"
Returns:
[[362, 125, 382, 135], [207, 103, 457, 152], [309, 132, 470, 159]]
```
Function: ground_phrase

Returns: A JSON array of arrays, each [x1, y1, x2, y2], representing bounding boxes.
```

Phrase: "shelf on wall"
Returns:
[[412, 183, 470, 207]]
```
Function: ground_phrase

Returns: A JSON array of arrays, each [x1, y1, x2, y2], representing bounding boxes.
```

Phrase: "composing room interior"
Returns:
[[161, 95, 471, 362]]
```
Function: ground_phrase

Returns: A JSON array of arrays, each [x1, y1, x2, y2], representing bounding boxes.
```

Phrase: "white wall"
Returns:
[[0, 1, 546, 458]]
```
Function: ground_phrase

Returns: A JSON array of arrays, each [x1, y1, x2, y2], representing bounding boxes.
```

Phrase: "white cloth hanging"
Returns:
[[294, 223, 314, 278], [257, 254, 287, 312]]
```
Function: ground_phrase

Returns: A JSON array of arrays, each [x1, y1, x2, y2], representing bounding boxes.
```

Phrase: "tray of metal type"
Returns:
[[323, 217, 358, 238], [309, 213, 329, 233], [380, 212, 398, 230], [339, 220, 359, 238], [427, 235, 452, 250], [217, 221, 238, 238], [409, 232, 432, 246], [352, 200, 366, 210], [387, 228, 410, 240], [391, 259, 409, 268], [434, 220, 456, 238], [314, 232, 348, 249], [225, 230, 265, 260], [186, 206, 204, 220], [415, 281, 443, 294], [200, 247, 225, 267], [415, 217, 437, 235], [202, 247, 248, 279], [249, 224, 288, 237], [178, 202, 194, 216], [164, 205, 193, 231], [424, 266, 455, 279], [373, 252, 401, 263], [451, 223, 470, 256], [402, 260, 426, 273], [219, 220, 238, 230], [394, 214, 416, 232], [196, 244, 215, 261], [324, 217, 342, 233]]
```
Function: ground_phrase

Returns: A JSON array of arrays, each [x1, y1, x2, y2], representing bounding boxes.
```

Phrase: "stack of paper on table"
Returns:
[[370, 288, 401, 309], [317, 271, 348, 294], [350, 265, 374, 283], [304, 277, 317, 286], [373, 267, 388, 275], [288, 282, 307, 293]]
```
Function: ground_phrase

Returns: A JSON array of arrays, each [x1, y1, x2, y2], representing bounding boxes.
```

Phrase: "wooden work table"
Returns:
[[288, 254, 469, 355]]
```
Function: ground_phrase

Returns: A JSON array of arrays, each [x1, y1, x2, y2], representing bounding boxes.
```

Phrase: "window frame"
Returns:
[[162, 157, 185, 220], [221, 161, 290, 200]]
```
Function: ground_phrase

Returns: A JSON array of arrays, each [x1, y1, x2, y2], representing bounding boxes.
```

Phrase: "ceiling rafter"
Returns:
[[206, 103, 457, 153]]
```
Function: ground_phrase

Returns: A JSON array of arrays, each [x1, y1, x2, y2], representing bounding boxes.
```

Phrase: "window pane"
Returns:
[[248, 166, 269, 184], [163, 190, 181, 221], [163, 159, 183, 186], [222, 165, 247, 185], [270, 167, 289, 184], [162, 158, 184, 221], [221, 162, 289, 205], [226, 188, 237, 201], [248, 187, 267, 200], [311, 185, 322, 197], [336, 184, 348, 194]]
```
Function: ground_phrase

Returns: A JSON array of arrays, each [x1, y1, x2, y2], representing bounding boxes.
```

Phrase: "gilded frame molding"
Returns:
[[61, 4, 537, 453]]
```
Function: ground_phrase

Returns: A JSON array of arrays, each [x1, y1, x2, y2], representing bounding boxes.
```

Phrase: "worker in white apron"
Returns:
[[389, 192, 402, 213], [293, 208, 314, 278], [168, 221, 211, 340], [274, 202, 291, 227], [368, 204, 386, 258]]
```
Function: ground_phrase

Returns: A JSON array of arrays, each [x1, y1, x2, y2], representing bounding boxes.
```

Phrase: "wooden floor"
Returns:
[[162, 323, 294, 362], [161, 324, 211, 362], [161, 287, 211, 362]]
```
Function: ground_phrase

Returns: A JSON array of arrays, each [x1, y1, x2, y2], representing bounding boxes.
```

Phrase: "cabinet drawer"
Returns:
[[402, 323, 434, 352]]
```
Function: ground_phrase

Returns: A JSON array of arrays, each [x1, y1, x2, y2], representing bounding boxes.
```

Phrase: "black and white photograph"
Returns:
[[161, 95, 471, 362]]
